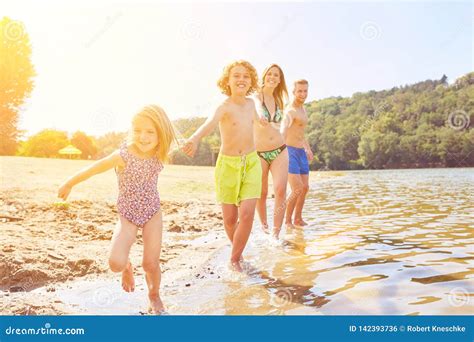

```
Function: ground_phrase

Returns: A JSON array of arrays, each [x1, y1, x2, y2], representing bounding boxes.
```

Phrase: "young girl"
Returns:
[[58, 105, 177, 314]]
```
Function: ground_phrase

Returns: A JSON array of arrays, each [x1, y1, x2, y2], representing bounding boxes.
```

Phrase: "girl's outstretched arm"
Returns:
[[58, 150, 123, 200]]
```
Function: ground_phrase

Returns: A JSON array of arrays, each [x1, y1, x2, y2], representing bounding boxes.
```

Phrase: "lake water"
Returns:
[[55, 168, 473, 315]]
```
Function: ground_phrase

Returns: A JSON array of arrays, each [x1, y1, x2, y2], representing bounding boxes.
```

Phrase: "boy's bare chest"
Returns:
[[223, 110, 254, 128]]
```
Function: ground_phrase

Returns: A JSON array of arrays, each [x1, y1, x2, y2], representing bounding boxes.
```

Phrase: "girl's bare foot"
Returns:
[[148, 295, 166, 315], [230, 260, 243, 272], [261, 222, 270, 234], [294, 219, 307, 226], [272, 227, 281, 240], [286, 221, 295, 229], [121, 261, 135, 292]]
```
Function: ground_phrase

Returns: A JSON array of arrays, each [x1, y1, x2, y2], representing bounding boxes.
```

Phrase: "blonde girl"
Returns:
[[58, 105, 176, 314]]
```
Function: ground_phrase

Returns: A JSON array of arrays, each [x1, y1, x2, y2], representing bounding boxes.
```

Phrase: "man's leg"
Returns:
[[285, 174, 303, 228], [294, 174, 309, 226]]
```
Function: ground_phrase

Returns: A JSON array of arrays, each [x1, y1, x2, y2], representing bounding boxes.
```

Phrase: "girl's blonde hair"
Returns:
[[217, 60, 258, 96], [130, 105, 177, 162], [260, 64, 288, 110]]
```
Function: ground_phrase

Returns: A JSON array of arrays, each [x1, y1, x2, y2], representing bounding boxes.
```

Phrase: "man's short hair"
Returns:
[[293, 79, 308, 89]]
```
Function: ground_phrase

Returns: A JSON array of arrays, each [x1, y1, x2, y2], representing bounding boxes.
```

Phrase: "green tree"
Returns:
[[20, 129, 69, 158], [358, 130, 400, 169], [71, 131, 97, 159], [170, 117, 220, 166], [306, 72, 473, 170], [0, 17, 35, 155], [94, 131, 127, 158]]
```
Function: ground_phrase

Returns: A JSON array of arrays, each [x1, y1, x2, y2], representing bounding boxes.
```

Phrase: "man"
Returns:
[[282, 79, 313, 228]]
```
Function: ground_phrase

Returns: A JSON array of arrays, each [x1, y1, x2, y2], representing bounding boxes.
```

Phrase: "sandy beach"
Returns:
[[0, 156, 228, 315]]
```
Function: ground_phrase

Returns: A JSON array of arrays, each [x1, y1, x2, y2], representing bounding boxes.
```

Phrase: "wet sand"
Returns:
[[1, 157, 339, 315], [0, 156, 227, 315], [0, 194, 226, 315]]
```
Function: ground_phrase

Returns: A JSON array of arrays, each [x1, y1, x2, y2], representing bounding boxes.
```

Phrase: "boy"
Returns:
[[182, 60, 264, 271]]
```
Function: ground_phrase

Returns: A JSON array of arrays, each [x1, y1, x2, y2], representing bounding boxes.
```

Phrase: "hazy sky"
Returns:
[[2, 0, 472, 136]]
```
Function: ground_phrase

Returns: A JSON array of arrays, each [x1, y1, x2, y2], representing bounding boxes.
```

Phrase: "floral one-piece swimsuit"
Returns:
[[116, 142, 163, 227]]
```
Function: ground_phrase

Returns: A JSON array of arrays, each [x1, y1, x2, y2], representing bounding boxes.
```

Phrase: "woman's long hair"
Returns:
[[260, 64, 288, 110]]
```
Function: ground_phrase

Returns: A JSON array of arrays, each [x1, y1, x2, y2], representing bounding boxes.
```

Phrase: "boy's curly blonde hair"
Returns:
[[217, 60, 258, 96]]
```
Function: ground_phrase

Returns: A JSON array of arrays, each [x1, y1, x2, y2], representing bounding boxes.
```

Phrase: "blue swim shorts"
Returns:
[[288, 145, 309, 175]]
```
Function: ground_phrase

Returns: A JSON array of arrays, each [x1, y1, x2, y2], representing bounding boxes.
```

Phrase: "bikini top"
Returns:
[[261, 93, 283, 124]]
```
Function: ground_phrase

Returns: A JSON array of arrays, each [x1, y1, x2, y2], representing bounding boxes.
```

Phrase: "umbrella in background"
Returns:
[[58, 145, 82, 159]]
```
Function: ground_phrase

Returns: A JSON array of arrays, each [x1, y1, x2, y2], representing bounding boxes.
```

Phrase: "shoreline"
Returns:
[[0, 156, 344, 315], [0, 194, 227, 315]]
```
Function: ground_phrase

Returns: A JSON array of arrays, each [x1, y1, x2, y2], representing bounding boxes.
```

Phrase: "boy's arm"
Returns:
[[253, 96, 269, 126], [182, 105, 225, 157], [58, 151, 122, 200]]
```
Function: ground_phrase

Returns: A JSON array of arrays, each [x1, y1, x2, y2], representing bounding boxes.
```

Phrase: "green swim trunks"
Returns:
[[215, 150, 262, 205]]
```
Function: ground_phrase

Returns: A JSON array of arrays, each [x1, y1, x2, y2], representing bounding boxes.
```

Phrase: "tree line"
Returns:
[[306, 72, 473, 169], [1, 17, 472, 169], [6, 72, 474, 169]]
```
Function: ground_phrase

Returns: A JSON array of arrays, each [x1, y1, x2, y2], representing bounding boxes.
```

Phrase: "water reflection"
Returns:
[[56, 168, 474, 315], [214, 168, 473, 315]]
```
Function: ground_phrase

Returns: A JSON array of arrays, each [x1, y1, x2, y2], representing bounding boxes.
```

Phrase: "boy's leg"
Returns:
[[256, 159, 270, 232], [109, 216, 138, 292], [294, 174, 309, 226], [142, 210, 164, 314], [269, 149, 289, 238], [230, 198, 257, 265], [222, 204, 239, 242], [216, 155, 240, 240], [285, 174, 303, 229]]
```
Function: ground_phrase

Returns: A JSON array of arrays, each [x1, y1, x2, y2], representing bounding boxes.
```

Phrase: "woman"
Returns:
[[254, 64, 289, 239]]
